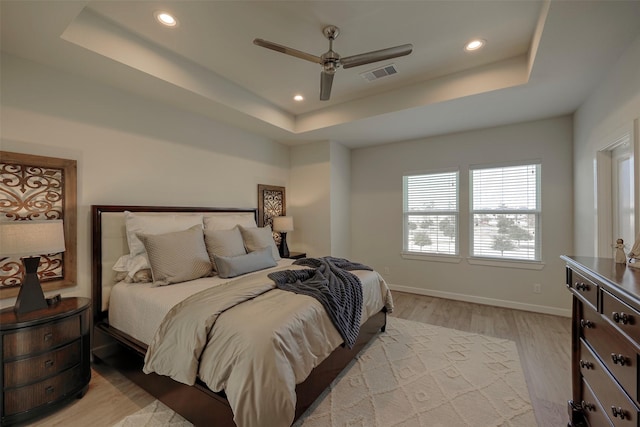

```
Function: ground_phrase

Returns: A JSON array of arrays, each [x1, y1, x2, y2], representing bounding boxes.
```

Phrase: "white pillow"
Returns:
[[203, 213, 257, 231], [238, 225, 281, 261], [125, 212, 204, 258], [204, 227, 247, 272], [137, 226, 212, 286]]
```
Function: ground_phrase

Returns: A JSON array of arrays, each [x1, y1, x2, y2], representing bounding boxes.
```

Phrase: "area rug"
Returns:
[[113, 317, 537, 427]]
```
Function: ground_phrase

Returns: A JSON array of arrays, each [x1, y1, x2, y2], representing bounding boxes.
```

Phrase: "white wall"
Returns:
[[288, 141, 331, 257], [351, 116, 574, 316], [330, 141, 351, 258], [0, 54, 290, 308], [574, 34, 640, 256]]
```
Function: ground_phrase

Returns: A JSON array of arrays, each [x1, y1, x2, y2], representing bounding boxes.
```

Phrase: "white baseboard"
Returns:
[[388, 284, 571, 318]]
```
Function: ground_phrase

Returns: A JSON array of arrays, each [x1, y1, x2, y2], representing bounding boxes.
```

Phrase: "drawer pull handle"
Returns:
[[611, 406, 628, 419], [575, 282, 588, 291], [580, 319, 594, 329], [579, 360, 594, 370], [45, 386, 55, 395], [581, 401, 595, 412], [611, 353, 628, 366], [43, 332, 53, 342], [612, 312, 631, 325], [44, 359, 54, 368]]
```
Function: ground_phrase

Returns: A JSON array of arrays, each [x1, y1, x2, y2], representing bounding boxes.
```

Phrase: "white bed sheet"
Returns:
[[109, 259, 296, 345], [108, 259, 391, 346]]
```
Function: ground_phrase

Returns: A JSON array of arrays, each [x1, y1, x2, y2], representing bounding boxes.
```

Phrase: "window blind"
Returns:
[[471, 163, 540, 261], [404, 171, 458, 255]]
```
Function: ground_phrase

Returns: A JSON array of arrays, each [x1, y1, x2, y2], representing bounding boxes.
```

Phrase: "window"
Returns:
[[470, 163, 540, 261], [403, 170, 458, 255]]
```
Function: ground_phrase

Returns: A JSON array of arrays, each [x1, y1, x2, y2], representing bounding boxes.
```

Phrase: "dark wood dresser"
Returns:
[[563, 256, 640, 427], [0, 297, 91, 426]]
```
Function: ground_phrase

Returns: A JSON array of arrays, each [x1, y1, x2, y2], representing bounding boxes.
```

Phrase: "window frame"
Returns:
[[469, 161, 542, 262], [402, 168, 460, 257]]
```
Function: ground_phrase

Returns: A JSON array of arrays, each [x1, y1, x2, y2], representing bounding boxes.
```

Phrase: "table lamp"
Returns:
[[0, 220, 65, 314], [272, 216, 293, 258]]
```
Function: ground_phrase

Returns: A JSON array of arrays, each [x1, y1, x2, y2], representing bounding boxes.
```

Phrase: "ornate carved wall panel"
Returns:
[[0, 151, 77, 298], [257, 184, 286, 244]]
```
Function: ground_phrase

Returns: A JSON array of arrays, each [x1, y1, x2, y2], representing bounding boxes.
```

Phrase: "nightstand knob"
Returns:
[[45, 385, 55, 395], [44, 359, 54, 368], [581, 400, 595, 412], [612, 312, 631, 324], [580, 319, 594, 329], [611, 406, 627, 419], [43, 332, 53, 342], [579, 360, 593, 370], [575, 282, 588, 291], [611, 353, 628, 366]]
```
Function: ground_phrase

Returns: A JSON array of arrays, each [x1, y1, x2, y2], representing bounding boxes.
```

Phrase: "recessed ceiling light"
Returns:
[[293, 95, 304, 102], [464, 39, 486, 52], [155, 11, 178, 27]]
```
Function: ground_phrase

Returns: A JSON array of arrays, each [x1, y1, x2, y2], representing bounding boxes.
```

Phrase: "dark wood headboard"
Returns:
[[91, 205, 258, 322]]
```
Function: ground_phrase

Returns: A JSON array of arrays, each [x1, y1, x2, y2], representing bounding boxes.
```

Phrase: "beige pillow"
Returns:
[[204, 227, 247, 272], [238, 225, 281, 261], [137, 226, 212, 286]]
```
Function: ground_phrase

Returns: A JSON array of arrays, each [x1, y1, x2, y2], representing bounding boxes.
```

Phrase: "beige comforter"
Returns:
[[143, 264, 393, 427]]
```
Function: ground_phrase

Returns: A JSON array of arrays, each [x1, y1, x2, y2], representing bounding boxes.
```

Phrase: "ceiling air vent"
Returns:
[[359, 64, 399, 82]]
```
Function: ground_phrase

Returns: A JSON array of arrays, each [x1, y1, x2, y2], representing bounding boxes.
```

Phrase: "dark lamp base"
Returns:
[[14, 256, 48, 314], [279, 232, 290, 258]]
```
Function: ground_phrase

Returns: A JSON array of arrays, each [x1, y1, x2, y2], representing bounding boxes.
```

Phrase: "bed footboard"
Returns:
[[92, 309, 386, 426]]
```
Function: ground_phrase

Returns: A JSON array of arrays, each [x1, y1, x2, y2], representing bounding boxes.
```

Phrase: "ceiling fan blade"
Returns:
[[253, 38, 322, 64], [320, 71, 334, 101], [341, 44, 413, 69]]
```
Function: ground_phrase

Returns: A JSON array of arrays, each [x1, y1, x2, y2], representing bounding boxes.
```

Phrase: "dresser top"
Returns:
[[561, 255, 640, 307]]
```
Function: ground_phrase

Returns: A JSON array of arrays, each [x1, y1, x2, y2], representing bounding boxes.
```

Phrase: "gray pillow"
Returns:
[[214, 247, 277, 279], [204, 227, 247, 272], [137, 226, 212, 286], [238, 225, 281, 261]]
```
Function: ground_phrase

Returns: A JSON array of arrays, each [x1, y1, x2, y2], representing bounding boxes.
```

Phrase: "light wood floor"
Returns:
[[24, 291, 571, 426]]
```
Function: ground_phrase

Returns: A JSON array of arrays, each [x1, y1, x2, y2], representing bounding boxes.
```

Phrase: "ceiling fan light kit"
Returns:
[[254, 25, 413, 101]]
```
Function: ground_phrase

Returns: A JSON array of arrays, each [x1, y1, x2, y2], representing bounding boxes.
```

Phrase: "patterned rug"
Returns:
[[113, 317, 537, 427]]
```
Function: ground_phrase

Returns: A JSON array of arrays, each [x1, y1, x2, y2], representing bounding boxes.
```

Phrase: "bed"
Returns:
[[91, 205, 392, 427]]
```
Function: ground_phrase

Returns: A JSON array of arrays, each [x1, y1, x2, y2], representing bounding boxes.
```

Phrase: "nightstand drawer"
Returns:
[[603, 290, 640, 344], [3, 316, 79, 358], [3, 364, 84, 416], [582, 308, 638, 402], [580, 339, 639, 427], [4, 340, 81, 388], [569, 269, 599, 310], [581, 378, 615, 427]]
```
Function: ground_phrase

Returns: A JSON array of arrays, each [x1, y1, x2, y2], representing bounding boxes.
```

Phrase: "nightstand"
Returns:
[[286, 252, 306, 260], [0, 297, 91, 426]]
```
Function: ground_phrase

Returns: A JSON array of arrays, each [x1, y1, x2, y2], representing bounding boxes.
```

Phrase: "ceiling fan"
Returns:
[[253, 25, 413, 101]]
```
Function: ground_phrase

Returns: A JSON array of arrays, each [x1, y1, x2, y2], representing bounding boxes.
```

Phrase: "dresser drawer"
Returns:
[[3, 364, 85, 416], [3, 340, 81, 388], [582, 308, 638, 403], [569, 269, 599, 310], [580, 339, 639, 427], [2, 316, 80, 358], [603, 290, 640, 345], [581, 378, 615, 427]]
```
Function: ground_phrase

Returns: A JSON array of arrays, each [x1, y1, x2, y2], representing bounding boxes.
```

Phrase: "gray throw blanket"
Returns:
[[268, 257, 370, 348]]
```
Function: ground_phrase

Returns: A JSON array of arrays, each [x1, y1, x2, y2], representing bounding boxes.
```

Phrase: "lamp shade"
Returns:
[[272, 216, 294, 233], [0, 220, 66, 257]]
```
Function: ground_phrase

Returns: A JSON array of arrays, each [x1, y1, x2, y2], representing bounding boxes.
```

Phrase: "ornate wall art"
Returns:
[[257, 184, 286, 244], [0, 151, 77, 298]]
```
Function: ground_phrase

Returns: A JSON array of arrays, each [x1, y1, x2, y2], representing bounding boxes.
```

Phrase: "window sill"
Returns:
[[467, 257, 545, 270], [401, 252, 462, 263]]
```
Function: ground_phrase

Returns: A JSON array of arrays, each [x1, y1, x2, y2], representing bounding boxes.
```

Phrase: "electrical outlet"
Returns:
[[384, 266, 390, 275], [533, 283, 542, 294]]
